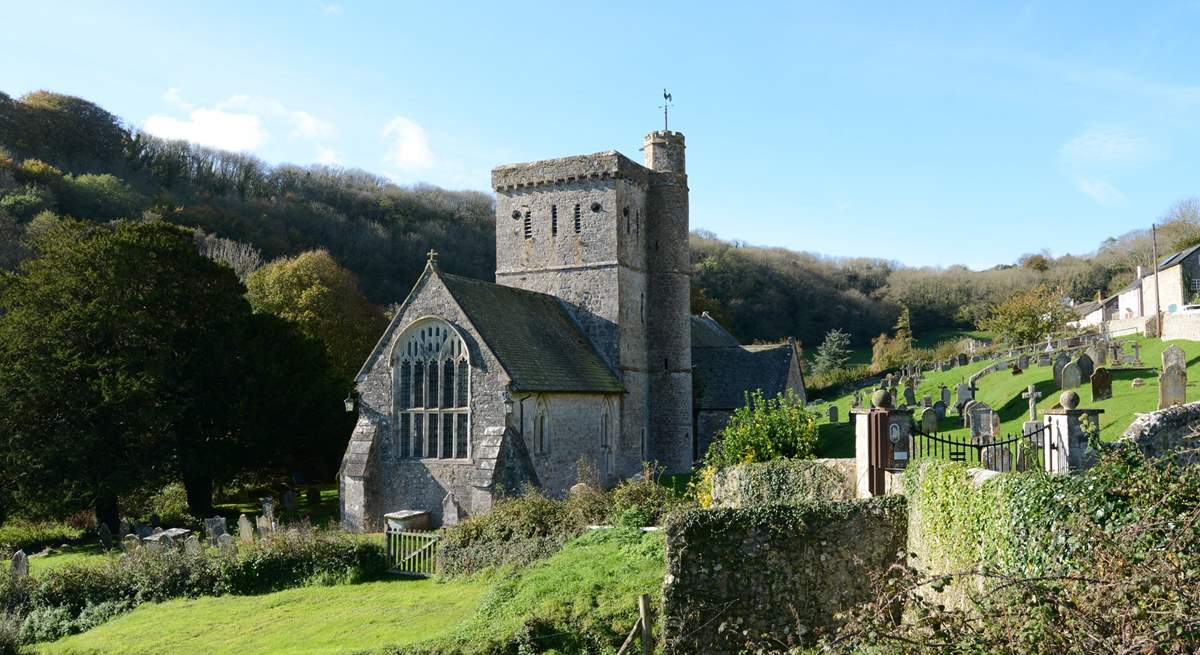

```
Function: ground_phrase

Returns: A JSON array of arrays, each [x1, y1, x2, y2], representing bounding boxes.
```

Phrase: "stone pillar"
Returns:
[[1043, 391, 1104, 473], [853, 390, 913, 498]]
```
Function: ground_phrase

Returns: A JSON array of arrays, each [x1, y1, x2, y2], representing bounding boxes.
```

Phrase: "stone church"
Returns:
[[340, 130, 805, 531]]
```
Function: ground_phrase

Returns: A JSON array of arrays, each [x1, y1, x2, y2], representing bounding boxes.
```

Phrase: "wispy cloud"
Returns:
[[321, 3, 343, 14], [382, 116, 434, 171], [143, 89, 337, 158], [1058, 124, 1156, 206]]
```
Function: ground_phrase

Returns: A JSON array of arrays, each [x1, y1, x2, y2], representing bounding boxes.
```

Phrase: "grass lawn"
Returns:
[[814, 334, 1200, 457], [27, 544, 117, 576], [37, 577, 487, 655], [34, 528, 664, 655], [213, 484, 340, 528]]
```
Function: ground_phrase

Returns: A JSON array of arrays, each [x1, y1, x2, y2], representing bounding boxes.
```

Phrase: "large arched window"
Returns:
[[393, 318, 470, 459]]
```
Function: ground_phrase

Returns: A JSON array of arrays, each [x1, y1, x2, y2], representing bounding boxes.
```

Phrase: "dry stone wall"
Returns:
[[1118, 401, 1200, 465]]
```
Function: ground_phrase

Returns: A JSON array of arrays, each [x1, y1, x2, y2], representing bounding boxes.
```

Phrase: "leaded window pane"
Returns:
[[456, 360, 468, 407], [442, 414, 454, 459], [398, 413, 410, 457], [399, 364, 412, 410], [456, 414, 468, 459], [443, 360, 455, 408], [428, 364, 439, 409], [413, 362, 424, 408], [427, 416, 439, 458], [412, 414, 424, 458]]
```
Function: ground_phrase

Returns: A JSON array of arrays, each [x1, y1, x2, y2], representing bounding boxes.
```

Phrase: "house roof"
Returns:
[[692, 341, 797, 410], [438, 271, 624, 394], [1158, 243, 1200, 271], [1073, 300, 1102, 318]]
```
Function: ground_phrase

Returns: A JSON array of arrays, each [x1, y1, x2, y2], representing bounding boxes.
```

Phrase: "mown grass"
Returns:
[[32, 528, 664, 655], [27, 544, 117, 577], [814, 334, 1200, 455]]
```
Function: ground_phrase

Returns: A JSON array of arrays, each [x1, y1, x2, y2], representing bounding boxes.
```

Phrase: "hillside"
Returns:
[[3, 90, 1198, 351]]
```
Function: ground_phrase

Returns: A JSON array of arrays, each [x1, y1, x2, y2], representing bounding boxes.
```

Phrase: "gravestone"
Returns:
[[920, 408, 938, 433], [1131, 342, 1142, 365], [11, 550, 28, 578], [827, 405, 838, 423], [1037, 352, 1051, 367], [1018, 354, 1030, 370], [957, 353, 969, 367], [1159, 364, 1187, 409], [255, 515, 272, 538], [184, 535, 201, 556], [1084, 345, 1101, 368], [1053, 353, 1071, 386], [159, 534, 176, 550], [98, 523, 113, 550], [238, 514, 254, 544], [921, 395, 932, 408], [932, 400, 947, 420], [903, 385, 916, 407], [939, 384, 951, 406], [1093, 342, 1108, 366], [1021, 384, 1043, 421], [282, 491, 298, 513], [118, 520, 130, 539], [1076, 353, 1095, 381], [955, 383, 973, 413], [143, 539, 161, 554], [122, 534, 140, 553], [968, 402, 996, 440], [1061, 359, 1083, 390], [982, 444, 1013, 472], [260, 498, 275, 523], [204, 517, 227, 547], [1163, 344, 1186, 371], [962, 400, 980, 428], [217, 533, 237, 556], [1091, 367, 1113, 402]]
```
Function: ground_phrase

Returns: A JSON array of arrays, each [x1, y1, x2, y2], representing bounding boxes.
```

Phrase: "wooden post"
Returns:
[[638, 594, 651, 655]]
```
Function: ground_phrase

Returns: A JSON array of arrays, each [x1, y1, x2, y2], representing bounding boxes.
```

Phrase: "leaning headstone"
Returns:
[[932, 400, 947, 420], [1076, 353, 1095, 381], [827, 405, 838, 423], [11, 550, 28, 578], [217, 533, 237, 556], [238, 514, 254, 544], [1090, 367, 1113, 402], [920, 408, 938, 433], [98, 523, 113, 551], [184, 535, 201, 556], [955, 383, 973, 413], [122, 534, 140, 554], [1163, 344, 1186, 371], [1053, 353, 1071, 386], [1084, 346, 1101, 368], [962, 400, 980, 427], [1159, 364, 1187, 409], [1061, 359, 1083, 390], [204, 517, 227, 547]]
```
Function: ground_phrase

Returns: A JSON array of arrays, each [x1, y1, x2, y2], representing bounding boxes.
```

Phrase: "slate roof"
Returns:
[[692, 340, 797, 410], [1157, 243, 1200, 271], [439, 271, 624, 394], [690, 312, 740, 348]]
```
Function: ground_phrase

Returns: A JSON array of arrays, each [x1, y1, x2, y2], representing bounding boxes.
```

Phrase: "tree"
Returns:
[[893, 306, 914, 352], [812, 328, 852, 375], [246, 249, 387, 383], [979, 284, 1074, 345], [0, 220, 270, 526]]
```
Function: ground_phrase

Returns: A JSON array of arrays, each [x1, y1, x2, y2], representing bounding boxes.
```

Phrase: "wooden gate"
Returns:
[[386, 528, 440, 576]]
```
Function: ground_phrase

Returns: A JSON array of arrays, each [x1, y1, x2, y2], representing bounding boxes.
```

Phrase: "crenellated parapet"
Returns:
[[491, 151, 649, 191]]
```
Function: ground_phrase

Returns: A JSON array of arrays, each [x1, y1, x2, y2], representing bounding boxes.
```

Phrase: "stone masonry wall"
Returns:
[[661, 497, 907, 653], [1119, 401, 1200, 465], [1161, 313, 1200, 341]]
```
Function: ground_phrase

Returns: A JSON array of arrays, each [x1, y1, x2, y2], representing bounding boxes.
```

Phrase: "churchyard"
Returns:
[[814, 333, 1196, 455]]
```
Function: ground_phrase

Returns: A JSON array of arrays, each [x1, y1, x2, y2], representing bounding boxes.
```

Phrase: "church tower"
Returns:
[[489, 129, 693, 477]]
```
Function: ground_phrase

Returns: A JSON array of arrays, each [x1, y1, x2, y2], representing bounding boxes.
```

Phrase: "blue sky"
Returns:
[[3, 1, 1199, 268]]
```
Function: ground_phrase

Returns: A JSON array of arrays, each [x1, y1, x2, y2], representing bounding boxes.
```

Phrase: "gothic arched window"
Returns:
[[534, 397, 550, 454], [393, 318, 470, 459], [600, 400, 615, 479]]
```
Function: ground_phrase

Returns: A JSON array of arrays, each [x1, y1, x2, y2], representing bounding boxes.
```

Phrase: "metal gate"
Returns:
[[385, 528, 440, 576], [910, 423, 1052, 473]]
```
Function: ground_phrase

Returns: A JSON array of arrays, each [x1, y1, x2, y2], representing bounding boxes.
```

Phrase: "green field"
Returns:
[[34, 528, 664, 655], [816, 327, 993, 370], [815, 334, 1197, 457]]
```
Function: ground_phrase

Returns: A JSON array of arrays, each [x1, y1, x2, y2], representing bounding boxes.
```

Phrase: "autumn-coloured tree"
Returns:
[[980, 284, 1074, 345]]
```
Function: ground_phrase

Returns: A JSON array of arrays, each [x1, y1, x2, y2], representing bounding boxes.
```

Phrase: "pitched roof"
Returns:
[[692, 342, 797, 410], [1073, 300, 1102, 318], [690, 312, 740, 348], [438, 271, 624, 394], [1158, 243, 1200, 271]]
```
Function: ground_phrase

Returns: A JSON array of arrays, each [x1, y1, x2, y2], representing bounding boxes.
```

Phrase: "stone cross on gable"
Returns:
[[1022, 384, 1043, 421], [426, 249, 439, 265]]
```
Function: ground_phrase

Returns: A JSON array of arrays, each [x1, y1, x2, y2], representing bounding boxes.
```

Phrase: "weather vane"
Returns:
[[660, 89, 673, 131]]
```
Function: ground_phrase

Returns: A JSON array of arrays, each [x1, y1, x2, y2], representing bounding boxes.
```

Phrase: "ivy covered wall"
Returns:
[[661, 498, 906, 653]]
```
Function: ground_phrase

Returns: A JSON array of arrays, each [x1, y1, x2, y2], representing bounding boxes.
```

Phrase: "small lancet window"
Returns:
[[551, 205, 558, 237], [573, 204, 581, 233]]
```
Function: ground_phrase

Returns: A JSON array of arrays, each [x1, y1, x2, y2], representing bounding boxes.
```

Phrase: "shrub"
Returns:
[[705, 389, 819, 470], [607, 465, 680, 528], [0, 612, 19, 655], [17, 605, 72, 643], [805, 364, 873, 394], [709, 459, 853, 508], [441, 488, 580, 549], [0, 520, 85, 555]]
